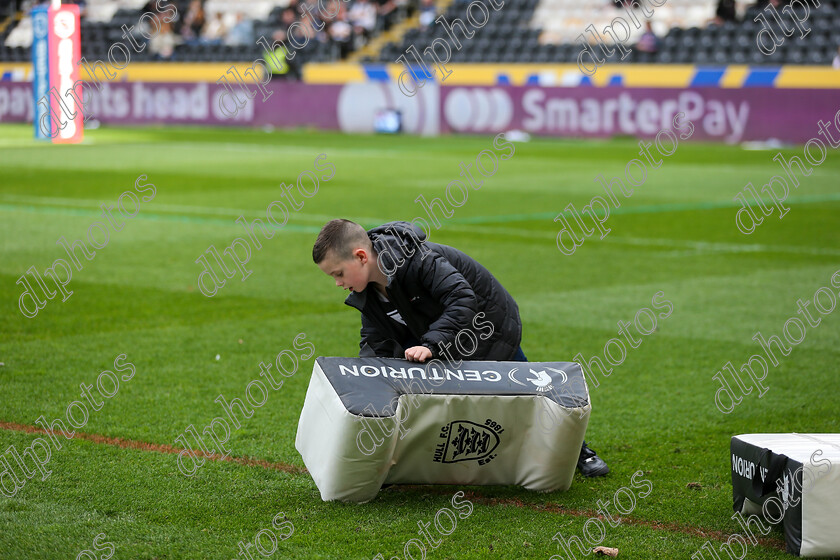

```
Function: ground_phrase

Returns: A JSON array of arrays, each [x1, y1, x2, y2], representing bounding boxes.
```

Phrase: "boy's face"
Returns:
[[317, 248, 370, 293]]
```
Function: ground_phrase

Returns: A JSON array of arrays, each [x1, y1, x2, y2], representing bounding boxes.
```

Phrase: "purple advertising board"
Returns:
[[1, 80, 837, 143], [0, 81, 343, 129], [439, 86, 840, 144]]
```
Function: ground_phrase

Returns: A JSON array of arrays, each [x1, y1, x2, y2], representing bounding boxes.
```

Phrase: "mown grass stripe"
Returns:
[[4, 192, 840, 231], [452, 192, 840, 223]]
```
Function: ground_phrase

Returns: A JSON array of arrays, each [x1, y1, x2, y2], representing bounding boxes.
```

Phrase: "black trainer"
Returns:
[[577, 441, 609, 477]]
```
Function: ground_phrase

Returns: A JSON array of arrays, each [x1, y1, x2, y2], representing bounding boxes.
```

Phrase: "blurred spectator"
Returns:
[[29, 0, 408, 65], [264, 29, 302, 80], [636, 20, 659, 53], [136, 0, 178, 50], [300, 0, 327, 41], [714, 0, 737, 24], [298, 0, 324, 30], [833, 46, 840, 69], [349, 0, 377, 42], [202, 12, 227, 45], [150, 18, 178, 60], [397, 0, 414, 17], [60, 0, 88, 18], [375, 0, 398, 30], [226, 12, 254, 46], [278, 6, 316, 48], [419, 0, 436, 29], [289, 15, 313, 47], [280, 8, 297, 32], [325, 4, 353, 58], [180, 0, 206, 45]]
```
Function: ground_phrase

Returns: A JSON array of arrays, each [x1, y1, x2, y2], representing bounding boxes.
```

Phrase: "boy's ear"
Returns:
[[352, 247, 369, 264]]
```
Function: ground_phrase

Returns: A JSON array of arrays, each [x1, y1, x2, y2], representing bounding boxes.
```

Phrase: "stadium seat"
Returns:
[[535, 50, 552, 63], [730, 50, 748, 64], [500, 51, 517, 63], [711, 50, 729, 65]]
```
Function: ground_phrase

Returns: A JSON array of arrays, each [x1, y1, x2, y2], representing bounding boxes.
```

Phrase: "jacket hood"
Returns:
[[367, 221, 428, 266]]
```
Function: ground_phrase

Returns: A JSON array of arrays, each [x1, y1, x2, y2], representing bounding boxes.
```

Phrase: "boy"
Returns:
[[312, 219, 608, 477]]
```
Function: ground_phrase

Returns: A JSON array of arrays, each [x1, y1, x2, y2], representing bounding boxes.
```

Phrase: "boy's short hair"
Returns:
[[313, 219, 371, 263]]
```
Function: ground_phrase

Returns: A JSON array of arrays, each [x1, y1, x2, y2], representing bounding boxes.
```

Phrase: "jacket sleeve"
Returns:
[[360, 313, 399, 358], [414, 252, 477, 354]]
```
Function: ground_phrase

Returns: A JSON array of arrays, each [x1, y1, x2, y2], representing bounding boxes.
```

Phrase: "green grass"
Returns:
[[1, 123, 838, 559]]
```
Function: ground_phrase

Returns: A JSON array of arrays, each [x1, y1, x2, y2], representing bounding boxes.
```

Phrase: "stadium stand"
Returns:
[[0, 0, 416, 64], [1, 0, 839, 66], [371, 0, 840, 65]]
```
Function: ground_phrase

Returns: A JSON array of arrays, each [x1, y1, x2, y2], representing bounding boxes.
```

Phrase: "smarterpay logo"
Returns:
[[444, 88, 513, 132]]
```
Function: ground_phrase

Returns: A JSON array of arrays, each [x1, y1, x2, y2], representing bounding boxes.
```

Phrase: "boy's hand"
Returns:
[[405, 345, 432, 362]]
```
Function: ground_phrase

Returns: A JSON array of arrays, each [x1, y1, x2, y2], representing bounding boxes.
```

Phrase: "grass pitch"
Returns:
[[1, 123, 838, 559]]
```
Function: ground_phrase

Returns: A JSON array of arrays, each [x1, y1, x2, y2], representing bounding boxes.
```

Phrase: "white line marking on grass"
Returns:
[[0, 194, 257, 215], [139, 142, 448, 159], [0, 194, 384, 224], [452, 224, 840, 256], [457, 193, 840, 225], [611, 237, 840, 257], [2, 197, 837, 257]]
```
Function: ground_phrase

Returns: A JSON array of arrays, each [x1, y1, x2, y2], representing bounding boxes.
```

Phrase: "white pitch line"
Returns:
[[2, 194, 838, 257], [0, 194, 388, 225], [439, 223, 840, 257]]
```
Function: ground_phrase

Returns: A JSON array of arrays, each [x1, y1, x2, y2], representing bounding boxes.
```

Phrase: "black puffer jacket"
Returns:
[[344, 221, 522, 361]]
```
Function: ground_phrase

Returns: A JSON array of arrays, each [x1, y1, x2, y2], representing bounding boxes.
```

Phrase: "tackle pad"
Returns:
[[295, 357, 591, 502], [731, 433, 840, 557]]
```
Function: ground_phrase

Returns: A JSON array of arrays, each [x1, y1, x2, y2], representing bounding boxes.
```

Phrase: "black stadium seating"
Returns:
[[372, 0, 840, 66], [1, 0, 839, 66]]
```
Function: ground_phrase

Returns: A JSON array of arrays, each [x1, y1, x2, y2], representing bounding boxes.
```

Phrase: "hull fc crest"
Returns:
[[433, 419, 504, 465]]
